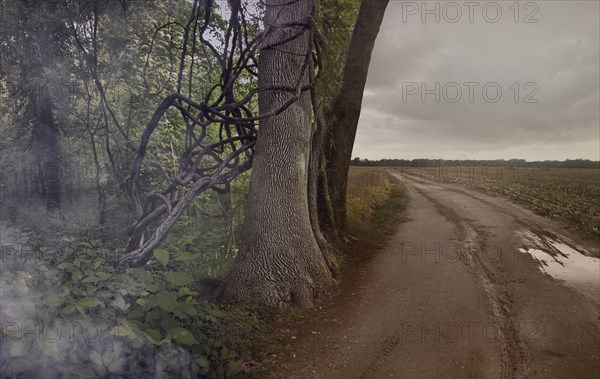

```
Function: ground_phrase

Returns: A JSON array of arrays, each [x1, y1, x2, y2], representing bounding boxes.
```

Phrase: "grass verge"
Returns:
[[263, 167, 410, 377], [345, 166, 410, 258]]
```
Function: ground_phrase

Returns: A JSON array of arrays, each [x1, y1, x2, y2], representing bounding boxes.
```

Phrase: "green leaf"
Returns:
[[206, 315, 218, 323], [103, 350, 113, 366], [107, 358, 124, 373], [72, 270, 82, 283], [15, 279, 28, 295], [175, 301, 198, 316], [83, 269, 95, 277], [143, 329, 162, 345], [57, 263, 75, 271], [207, 308, 226, 318], [153, 249, 169, 266], [90, 351, 103, 366], [81, 275, 101, 283], [168, 327, 198, 345], [76, 297, 102, 309], [129, 268, 154, 285], [110, 323, 137, 339], [178, 287, 199, 297], [61, 304, 76, 317], [113, 294, 127, 311], [195, 356, 210, 368], [96, 272, 112, 281], [160, 316, 181, 332], [78, 241, 92, 248], [145, 284, 161, 293], [165, 272, 193, 286], [44, 293, 65, 308], [155, 291, 177, 312], [127, 308, 144, 321]]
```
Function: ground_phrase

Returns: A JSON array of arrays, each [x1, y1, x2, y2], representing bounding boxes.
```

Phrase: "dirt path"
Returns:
[[275, 171, 600, 379]]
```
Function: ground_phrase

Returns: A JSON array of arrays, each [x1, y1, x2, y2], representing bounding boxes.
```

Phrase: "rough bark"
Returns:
[[323, 0, 389, 235], [217, 0, 334, 307], [308, 74, 338, 278], [317, 156, 338, 241]]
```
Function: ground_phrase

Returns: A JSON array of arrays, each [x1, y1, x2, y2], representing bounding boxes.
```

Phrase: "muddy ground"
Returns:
[[274, 171, 599, 379]]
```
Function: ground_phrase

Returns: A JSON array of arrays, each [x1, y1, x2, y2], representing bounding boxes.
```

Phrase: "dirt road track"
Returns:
[[276, 171, 599, 379]]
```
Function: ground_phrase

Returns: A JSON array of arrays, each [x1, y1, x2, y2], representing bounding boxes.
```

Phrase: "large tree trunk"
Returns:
[[308, 73, 339, 278], [24, 3, 63, 213], [34, 94, 61, 211], [323, 0, 389, 235], [217, 0, 334, 307]]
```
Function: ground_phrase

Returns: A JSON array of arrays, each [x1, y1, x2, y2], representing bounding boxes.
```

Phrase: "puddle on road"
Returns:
[[517, 230, 599, 306]]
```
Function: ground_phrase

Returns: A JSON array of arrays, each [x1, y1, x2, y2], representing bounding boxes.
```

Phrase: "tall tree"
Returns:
[[217, 0, 389, 306], [0, 0, 70, 211], [217, 0, 335, 307], [115, 0, 389, 308], [65, 0, 147, 224], [308, 0, 361, 244], [321, 0, 389, 236]]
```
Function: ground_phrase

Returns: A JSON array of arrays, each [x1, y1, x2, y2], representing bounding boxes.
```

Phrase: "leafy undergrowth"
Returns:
[[0, 224, 272, 379], [0, 169, 409, 379]]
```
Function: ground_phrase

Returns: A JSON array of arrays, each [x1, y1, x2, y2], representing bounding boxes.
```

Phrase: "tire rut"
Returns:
[[361, 335, 401, 378], [395, 171, 598, 258], [407, 180, 533, 379]]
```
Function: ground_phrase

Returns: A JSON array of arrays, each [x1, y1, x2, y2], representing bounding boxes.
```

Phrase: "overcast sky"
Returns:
[[353, 0, 600, 161]]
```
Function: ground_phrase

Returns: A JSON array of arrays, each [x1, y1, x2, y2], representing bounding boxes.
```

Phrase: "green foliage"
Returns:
[[0, 0, 360, 375], [0, 224, 270, 378], [316, 0, 361, 108]]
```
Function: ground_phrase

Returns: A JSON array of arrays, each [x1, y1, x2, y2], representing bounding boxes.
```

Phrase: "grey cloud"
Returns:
[[354, 1, 599, 160]]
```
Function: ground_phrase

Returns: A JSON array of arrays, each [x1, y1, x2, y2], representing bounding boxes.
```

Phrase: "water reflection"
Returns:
[[518, 230, 599, 307]]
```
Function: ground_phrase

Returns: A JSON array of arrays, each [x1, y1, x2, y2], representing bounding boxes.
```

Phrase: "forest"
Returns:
[[0, 0, 391, 377]]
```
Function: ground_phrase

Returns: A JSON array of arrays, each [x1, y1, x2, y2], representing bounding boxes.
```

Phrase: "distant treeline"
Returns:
[[350, 158, 600, 169]]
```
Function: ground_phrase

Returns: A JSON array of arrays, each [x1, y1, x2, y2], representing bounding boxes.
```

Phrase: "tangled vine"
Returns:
[[120, 0, 322, 266]]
